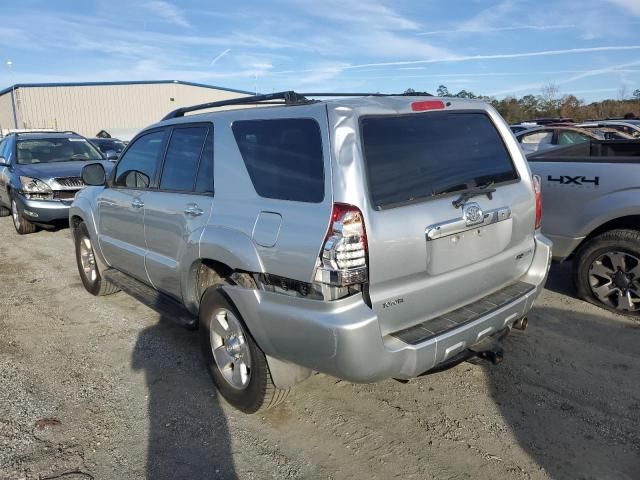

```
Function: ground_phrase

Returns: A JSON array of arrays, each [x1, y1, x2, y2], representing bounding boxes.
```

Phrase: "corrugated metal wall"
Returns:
[[0, 83, 248, 137], [0, 92, 15, 131]]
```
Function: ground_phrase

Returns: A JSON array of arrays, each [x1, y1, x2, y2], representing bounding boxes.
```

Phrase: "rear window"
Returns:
[[232, 118, 324, 203], [360, 112, 518, 209]]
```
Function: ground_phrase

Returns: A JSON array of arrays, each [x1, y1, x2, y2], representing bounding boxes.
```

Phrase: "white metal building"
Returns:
[[0, 80, 252, 140]]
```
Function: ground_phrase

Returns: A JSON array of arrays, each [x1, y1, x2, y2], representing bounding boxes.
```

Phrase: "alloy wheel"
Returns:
[[588, 251, 640, 312], [209, 308, 252, 389], [79, 236, 98, 283], [11, 199, 20, 230]]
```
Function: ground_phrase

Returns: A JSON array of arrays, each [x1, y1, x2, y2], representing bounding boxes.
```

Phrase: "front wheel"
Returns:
[[74, 221, 119, 296], [574, 229, 640, 316], [199, 287, 289, 413], [10, 197, 37, 234]]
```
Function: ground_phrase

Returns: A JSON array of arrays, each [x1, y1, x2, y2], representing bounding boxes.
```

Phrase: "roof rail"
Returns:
[[162, 90, 432, 120], [13, 130, 81, 136]]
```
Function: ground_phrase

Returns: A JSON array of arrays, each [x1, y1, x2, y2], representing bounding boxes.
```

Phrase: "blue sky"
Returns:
[[0, 0, 638, 102]]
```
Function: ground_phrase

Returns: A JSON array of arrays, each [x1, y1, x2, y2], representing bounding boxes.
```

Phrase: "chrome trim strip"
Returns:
[[425, 206, 511, 241]]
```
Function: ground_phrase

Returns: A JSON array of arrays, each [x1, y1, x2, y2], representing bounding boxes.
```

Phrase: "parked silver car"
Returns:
[[70, 92, 551, 413], [0, 131, 113, 234]]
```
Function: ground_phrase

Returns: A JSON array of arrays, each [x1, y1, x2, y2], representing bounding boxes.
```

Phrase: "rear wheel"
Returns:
[[199, 287, 289, 413], [74, 221, 119, 296], [574, 229, 640, 316], [10, 196, 37, 234]]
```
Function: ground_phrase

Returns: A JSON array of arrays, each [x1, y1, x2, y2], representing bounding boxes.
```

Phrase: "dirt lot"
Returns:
[[0, 219, 638, 480]]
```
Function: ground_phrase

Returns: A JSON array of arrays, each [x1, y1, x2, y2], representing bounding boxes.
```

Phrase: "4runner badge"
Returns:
[[463, 202, 484, 226]]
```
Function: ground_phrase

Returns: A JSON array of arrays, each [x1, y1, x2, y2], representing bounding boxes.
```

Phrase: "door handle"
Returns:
[[131, 199, 144, 209], [184, 205, 204, 217]]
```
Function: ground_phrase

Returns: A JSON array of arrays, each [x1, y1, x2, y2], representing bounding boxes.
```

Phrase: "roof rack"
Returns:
[[162, 90, 432, 120]]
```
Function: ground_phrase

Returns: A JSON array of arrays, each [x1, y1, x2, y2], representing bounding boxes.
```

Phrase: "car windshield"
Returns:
[[94, 139, 126, 153], [17, 137, 103, 164]]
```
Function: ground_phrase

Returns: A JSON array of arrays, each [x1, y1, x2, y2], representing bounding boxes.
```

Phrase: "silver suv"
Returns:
[[70, 92, 552, 413]]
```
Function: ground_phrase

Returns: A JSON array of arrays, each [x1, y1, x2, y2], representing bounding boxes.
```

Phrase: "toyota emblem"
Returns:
[[463, 202, 484, 225]]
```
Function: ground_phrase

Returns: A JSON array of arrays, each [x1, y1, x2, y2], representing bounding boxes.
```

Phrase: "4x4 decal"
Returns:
[[547, 175, 600, 186]]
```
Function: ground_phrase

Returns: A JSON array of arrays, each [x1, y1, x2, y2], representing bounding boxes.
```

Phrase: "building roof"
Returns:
[[0, 80, 253, 97]]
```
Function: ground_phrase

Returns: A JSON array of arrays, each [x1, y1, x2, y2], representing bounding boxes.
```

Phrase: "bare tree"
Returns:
[[617, 84, 628, 101], [540, 82, 561, 116]]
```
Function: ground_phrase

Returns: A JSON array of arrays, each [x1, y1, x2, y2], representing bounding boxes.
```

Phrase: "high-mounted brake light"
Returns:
[[314, 203, 368, 287], [411, 100, 445, 112], [533, 175, 542, 230]]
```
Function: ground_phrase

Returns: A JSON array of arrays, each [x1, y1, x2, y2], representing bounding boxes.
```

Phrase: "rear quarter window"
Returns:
[[232, 118, 324, 203], [360, 111, 518, 209]]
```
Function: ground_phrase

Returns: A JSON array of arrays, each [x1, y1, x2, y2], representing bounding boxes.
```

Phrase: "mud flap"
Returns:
[[266, 355, 313, 389]]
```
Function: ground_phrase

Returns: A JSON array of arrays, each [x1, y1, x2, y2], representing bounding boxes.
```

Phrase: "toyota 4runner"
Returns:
[[70, 92, 552, 413]]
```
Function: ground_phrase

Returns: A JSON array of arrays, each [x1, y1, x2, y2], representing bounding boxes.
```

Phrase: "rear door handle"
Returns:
[[131, 199, 144, 209], [184, 205, 204, 217]]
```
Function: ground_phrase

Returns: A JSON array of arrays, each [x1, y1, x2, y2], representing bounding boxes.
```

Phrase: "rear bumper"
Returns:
[[14, 194, 71, 223], [225, 233, 552, 383]]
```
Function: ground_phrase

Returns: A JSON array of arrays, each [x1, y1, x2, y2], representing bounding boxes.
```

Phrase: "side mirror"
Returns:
[[82, 163, 107, 186], [0, 156, 8, 166], [105, 149, 118, 161]]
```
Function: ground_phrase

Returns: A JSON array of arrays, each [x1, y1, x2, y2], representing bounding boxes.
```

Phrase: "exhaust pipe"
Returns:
[[513, 317, 528, 331]]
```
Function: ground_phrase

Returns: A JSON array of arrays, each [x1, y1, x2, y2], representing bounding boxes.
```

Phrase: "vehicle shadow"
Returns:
[[131, 313, 237, 479], [484, 273, 640, 478]]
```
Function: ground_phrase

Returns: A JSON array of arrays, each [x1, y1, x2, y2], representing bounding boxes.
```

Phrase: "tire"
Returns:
[[199, 287, 289, 413], [74, 221, 120, 296], [574, 229, 640, 317], [10, 195, 37, 234], [0, 205, 9, 217]]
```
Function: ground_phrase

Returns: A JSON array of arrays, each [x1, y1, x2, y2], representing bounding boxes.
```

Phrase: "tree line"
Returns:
[[404, 85, 640, 124]]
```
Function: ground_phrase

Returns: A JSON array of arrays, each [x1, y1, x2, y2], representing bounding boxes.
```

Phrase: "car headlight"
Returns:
[[19, 176, 53, 199]]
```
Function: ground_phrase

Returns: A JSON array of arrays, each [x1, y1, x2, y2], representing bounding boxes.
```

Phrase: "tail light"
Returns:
[[533, 174, 542, 230], [314, 203, 368, 287]]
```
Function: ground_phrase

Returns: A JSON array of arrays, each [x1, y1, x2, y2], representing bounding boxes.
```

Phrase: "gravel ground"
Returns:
[[0, 219, 638, 480]]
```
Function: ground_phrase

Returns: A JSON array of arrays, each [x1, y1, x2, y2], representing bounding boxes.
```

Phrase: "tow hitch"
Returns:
[[414, 320, 527, 378], [469, 334, 505, 365]]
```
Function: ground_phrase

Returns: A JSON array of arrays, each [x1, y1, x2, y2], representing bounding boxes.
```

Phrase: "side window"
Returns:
[[194, 130, 214, 194], [557, 131, 589, 145], [0, 137, 13, 162], [232, 118, 324, 203], [520, 131, 553, 144], [114, 131, 165, 188], [160, 126, 208, 191]]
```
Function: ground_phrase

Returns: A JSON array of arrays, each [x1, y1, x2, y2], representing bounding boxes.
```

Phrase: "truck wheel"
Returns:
[[574, 229, 640, 316], [10, 197, 37, 234], [74, 221, 119, 296], [199, 287, 290, 413], [0, 205, 9, 217]]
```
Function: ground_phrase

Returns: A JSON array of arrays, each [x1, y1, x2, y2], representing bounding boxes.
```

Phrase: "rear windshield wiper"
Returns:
[[451, 181, 496, 208]]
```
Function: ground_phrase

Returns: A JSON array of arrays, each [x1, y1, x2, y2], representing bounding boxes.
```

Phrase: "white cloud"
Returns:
[[486, 59, 640, 97], [281, 0, 451, 59], [288, 0, 420, 31], [606, 0, 640, 16], [346, 46, 640, 70], [141, 1, 191, 28], [210, 49, 231, 66], [418, 24, 576, 36]]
